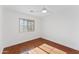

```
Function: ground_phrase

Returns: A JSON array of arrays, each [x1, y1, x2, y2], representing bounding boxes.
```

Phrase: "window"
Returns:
[[19, 18, 35, 32]]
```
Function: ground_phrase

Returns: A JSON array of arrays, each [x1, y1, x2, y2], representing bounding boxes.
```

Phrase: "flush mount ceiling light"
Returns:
[[28, 6, 55, 15], [42, 7, 47, 13]]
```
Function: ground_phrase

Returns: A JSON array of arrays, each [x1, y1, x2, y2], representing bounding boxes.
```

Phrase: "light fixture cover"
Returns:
[[42, 8, 47, 13]]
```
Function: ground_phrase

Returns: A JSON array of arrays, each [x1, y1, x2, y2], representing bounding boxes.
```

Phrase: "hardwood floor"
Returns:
[[2, 38, 79, 54]]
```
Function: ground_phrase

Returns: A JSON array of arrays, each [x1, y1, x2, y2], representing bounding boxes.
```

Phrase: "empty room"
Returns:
[[0, 5, 79, 54]]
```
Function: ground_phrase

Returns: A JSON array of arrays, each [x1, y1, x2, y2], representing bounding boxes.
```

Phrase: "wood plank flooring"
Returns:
[[2, 38, 79, 54], [22, 43, 67, 54]]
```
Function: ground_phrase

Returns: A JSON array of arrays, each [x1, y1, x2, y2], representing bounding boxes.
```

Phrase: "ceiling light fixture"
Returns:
[[42, 7, 47, 13]]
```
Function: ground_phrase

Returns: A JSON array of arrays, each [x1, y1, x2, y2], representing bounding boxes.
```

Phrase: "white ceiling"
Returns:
[[3, 5, 79, 17]]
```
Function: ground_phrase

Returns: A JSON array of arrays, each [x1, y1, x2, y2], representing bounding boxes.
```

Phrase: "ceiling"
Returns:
[[3, 5, 79, 18]]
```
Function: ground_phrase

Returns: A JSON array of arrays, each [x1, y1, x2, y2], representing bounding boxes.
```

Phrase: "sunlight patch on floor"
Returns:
[[22, 43, 67, 54]]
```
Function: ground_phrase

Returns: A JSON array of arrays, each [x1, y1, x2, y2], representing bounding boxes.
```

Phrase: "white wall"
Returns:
[[41, 6, 79, 50], [2, 8, 40, 47], [0, 6, 3, 53]]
